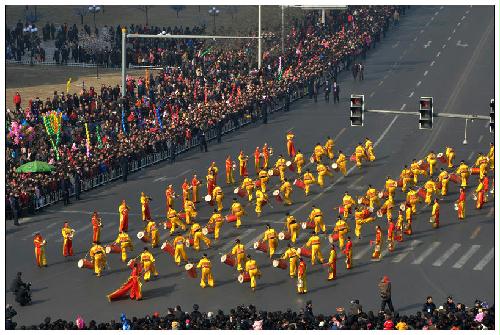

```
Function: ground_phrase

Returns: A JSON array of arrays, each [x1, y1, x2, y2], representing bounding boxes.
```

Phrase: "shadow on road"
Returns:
[[143, 284, 176, 300]]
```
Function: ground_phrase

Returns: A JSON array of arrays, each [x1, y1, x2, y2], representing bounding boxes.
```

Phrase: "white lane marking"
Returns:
[[425, 21, 430, 27], [423, 41, 432, 48], [461, 16, 466, 21], [478, 135, 484, 143], [447, 36, 451, 41], [353, 244, 372, 260], [467, 151, 475, 161], [442, 44, 446, 49], [154, 169, 193, 182], [392, 41, 400, 48], [430, 16, 434, 21], [436, 51, 441, 57], [369, 92, 375, 98], [383, 74, 389, 80], [465, 10, 470, 14], [412, 242, 441, 264], [452, 29, 456, 34], [484, 121, 489, 128], [470, 227, 481, 239], [420, 29, 425, 34], [432, 243, 461, 267], [434, 11, 439, 16], [452, 245, 481, 269], [430, 60, 435, 67], [400, 104, 406, 111], [413, 37, 418, 42], [334, 127, 346, 141], [409, 91, 415, 98], [424, 70, 429, 76], [392, 240, 422, 263], [457, 22, 461, 27], [378, 81, 384, 86], [473, 248, 494, 271], [440, 6, 444, 9], [487, 207, 494, 217], [416, 81, 422, 87], [349, 176, 364, 188]]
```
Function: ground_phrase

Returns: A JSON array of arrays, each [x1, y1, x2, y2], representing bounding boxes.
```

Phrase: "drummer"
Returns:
[[173, 235, 188, 266], [89, 242, 106, 277], [245, 255, 261, 292], [115, 230, 133, 263], [294, 150, 305, 175], [242, 176, 255, 202], [197, 254, 215, 288], [255, 187, 268, 217], [275, 154, 287, 182], [262, 224, 278, 258], [285, 213, 299, 244], [280, 243, 299, 278], [302, 169, 316, 196], [258, 168, 269, 193], [279, 178, 293, 206], [231, 198, 245, 228], [212, 184, 224, 211], [167, 207, 187, 235], [231, 239, 246, 272], [208, 209, 224, 240]]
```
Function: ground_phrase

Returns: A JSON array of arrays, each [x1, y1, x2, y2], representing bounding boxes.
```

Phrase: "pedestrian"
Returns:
[[121, 154, 129, 182], [324, 79, 330, 102], [74, 170, 81, 200], [9, 193, 19, 226], [358, 63, 365, 80], [378, 275, 395, 313], [13, 92, 21, 111], [333, 81, 340, 104], [352, 63, 358, 80], [199, 130, 208, 152]]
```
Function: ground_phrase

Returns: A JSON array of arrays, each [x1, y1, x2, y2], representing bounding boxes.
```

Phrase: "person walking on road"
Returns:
[[379, 275, 395, 314], [324, 79, 330, 102], [333, 80, 340, 104], [358, 63, 365, 81]]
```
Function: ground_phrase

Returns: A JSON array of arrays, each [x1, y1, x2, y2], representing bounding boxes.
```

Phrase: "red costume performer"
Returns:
[[119, 200, 129, 232], [343, 238, 353, 269], [286, 132, 296, 158], [262, 144, 270, 170], [457, 188, 466, 219], [33, 233, 47, 267], [107, 264, 143, 301], [92, 212, 102, 243], [254, 147, 261, 174]]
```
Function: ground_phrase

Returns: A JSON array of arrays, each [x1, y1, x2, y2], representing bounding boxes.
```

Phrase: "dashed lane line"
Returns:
[[478, 135, 483, 143], [400, 104, 406, 111], [409, 91, 414, 98], [353, 244, 372, 260], [470, 227, 481, 240], [424, 70, 428, 76], [416, 81, 422, 87]]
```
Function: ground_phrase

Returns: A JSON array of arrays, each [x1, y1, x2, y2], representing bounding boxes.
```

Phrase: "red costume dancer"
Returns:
[[254, 147, 261, 174], [92, 212, 102, 243], [107, 263, 143, 301], [286, 132, 296, 158], [457, 187, 466, 219], [119, 200, 129, 232]]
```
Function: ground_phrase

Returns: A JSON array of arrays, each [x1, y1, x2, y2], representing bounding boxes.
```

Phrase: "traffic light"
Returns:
[[418, 97, 433, 129], [350, 94, 364, 126], [490, 99, 494, 133]]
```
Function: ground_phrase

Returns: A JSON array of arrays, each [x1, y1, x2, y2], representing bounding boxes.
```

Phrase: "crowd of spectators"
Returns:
[[6, 6, 403, 218], [6, 298, 494, 330]]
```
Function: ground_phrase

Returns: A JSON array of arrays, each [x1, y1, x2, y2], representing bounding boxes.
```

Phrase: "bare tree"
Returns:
[[73, 7, 89, 25], [227, 6, 239, 21], [170, 5, 186, 18], [137, 6, 151, 26]]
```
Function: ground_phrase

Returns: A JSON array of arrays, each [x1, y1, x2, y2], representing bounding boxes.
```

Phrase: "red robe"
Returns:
[[92, 216, 101, 243], [107, 267, 142, 301]]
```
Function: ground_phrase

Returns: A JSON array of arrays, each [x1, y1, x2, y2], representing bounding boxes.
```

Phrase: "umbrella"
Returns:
[[15, 161, 54, 173]]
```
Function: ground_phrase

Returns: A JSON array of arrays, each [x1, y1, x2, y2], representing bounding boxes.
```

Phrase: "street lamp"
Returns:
[[23, 25, 38, 65], [208, 6, 220, 34], [88, 5, 101, 28]]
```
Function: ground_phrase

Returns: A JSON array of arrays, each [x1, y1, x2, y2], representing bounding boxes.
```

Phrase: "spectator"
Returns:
[[13, 92, 21, 111], [378, 276, 395, 314], [444, 296, 457, 313], [422, 296, 436, 316]]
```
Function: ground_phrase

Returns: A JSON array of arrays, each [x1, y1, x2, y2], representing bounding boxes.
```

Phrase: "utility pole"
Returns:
[[121, 27, 127, 99], [258, 5, 262, 69], [281, 5, 284, 55]]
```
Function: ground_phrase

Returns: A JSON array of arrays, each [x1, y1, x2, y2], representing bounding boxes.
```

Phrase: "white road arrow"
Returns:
[[456, 40, 469, 47], [423, 41, 432, 48]]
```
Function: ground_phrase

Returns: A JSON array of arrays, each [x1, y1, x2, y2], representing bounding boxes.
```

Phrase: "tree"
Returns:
[[227, 6, 239, 21], [73, 7, 89, 25], [137, 6, 151, 26], [170, 5, 186, 18]]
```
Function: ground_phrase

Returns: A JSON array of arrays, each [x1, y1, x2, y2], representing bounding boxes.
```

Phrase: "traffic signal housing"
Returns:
[[350, 94, 364, 126], [490, 99, 494, 133], [419, 97, 433, 129]]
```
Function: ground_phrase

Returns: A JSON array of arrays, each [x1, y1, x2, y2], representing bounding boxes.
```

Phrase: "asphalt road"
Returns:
[[5, 5, 495, 326]]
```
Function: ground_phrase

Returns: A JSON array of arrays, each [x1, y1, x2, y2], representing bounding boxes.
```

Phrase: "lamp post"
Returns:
[[208, 7, 220, 34], [88, 5, 101, 28], [23, 25, 38, 65]]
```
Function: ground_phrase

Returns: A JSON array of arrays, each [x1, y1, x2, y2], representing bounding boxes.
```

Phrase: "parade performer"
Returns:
[[107, 263, 142, 301], [191, 175, 201, 203], [400, 165, 413, 192], [165, 184, 175, 213], [474, 153, 489, 180], [206, 171, 216, 203], [286, 213, 299, 244], [313, 142, 326, 163], [382, 199, 394, 223], [197, 254, 215, 288], [173, 235, 188, 266], [231, 198, 245, 228], [325, 136, 335, 160], [396, 210, 404, 242], [33, 232, 47, 267], [365, 138, 375, 161], [343, 236, 353, 270], [231, 239, 246, 272], [225, 155, 236, 184], [61, 221, 75, 257], [182, 178, 191, 207], [184, 198, 197, 225], [354, 143, 366, 168], [385, 176, 397, 203], [303, 169, 316, 196], [258, 168, 269, 193], [149, 222, 159, 248], [144, 220, 155, 241], [297, 258, 307, 294], [410, 159, 427, 184], [119, 200, 130, 232], [208, 161, 219, 184], [92, 211, 102, 244], [262, 143, 270, 170], [445, 146, 455, 168], [89, 242, 106, 277], [336, 150, 347, 176], [387, 220, 396, 252], [208, 209, 224, 240], [342, 191, 356, 219], [255, 188, 268, 217], [254, 146, 261, 174], [242, 176, 255, 201], [423, 179, 436, 205], [426, 151, 437, 176], [366, 185, 379, 209], [294, 150, 305, 174], [167, 207, 186, 235], [140, 192, 152, 222], [115, 230, 133, 263], [475, 178, 485, 209], [371, 226, 383, 260], [263, 224, 278, 258], [192, 223, 211, 251], [404, 203, 413, 235], [316, 162, 333, 188], [286, 132, 296, 158], [487, 142, 494, 171], [354, 207, 371, 239], [275, 154, 287, 182], [238, 151, 249, 178], [438, 168, 449, 196], [280, 178, 293, 205], [212, 184, 223, 212], [334, 216, 349, 248], [406, 189, 419, 214], [482, 175, 489, 203], [306, 231, 324, 265], [431, 199, 440, 229], [140, 247, 159, 281], [309, 205, 326, 234], [245, 255, 261, 292], [456, 161, 470, 188], [327, 244, 337, 281], [281, 243, 299, 278]]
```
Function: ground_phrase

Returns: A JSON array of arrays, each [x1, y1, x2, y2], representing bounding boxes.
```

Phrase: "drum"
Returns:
[[328, 233, 339, 244], [273, 190, 283, 203], [205, 194, 212, 202], [361, 210, 371, 220], [454, 203, 458, 211], [225, 214, 237, 223], [185, 263, 197, 278], [397, 178, 403, 187], [436, 181, 442, 190], [255, 180, 261, 188], [417, 188, 426, 200], [163, 221, 172, 230], [178, 212, 187, 220], [271, 168, 280, 176], [220, 254, 235, 267], [202, 225, 215, 235], [185, 237, 195, 248], [301, 221, 315, 229], [297, 247, 312, 258], [376, 210, 383, 218], [331, 163, 338, 171], [278, 231, 291, 240], [309, 156, 315, 164], [399, 203, 406, 211], [137, 231, 149, 242], [449, 173, 460, 183], [338, 206, 345, 215], [358, 197, 369, 206], [286, 160, 295, 172], [238, 272, 251, 283], [161, 241, 175, 256], [472, 193, 478, 201], [273, 259, 287, 270], [395, 234, 403, 242], [350, 153, 356, 162], [105, 243, 121, 254], [418, 160, 429, 171], [254, 240, 268, 253], [293, 179, 305, 189], [470, 167, 480, 175], [437, 152, 447, 163], [77, 258, 93, 269], [234, 187, 247, 198], [378, 190, 388, 199], [127, 258, 137, 270]]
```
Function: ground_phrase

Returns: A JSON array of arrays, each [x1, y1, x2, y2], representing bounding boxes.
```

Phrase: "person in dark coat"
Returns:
[[378, 276, 394, 313], [74, 171, 81, 200], [333, 81, 340, 104], [422, 296, 436, 316], [199, 130, 208, 152], [121, 154, 129, 182], [9, 193, 19, 226]]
